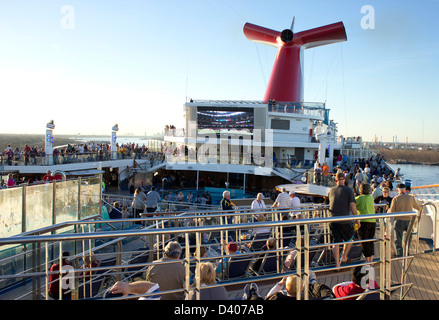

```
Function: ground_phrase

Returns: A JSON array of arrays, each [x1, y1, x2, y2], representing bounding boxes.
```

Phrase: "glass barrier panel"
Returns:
[[80, 176, 101, 219], [54, 180, 79, 232], [25, 183, 54, 232], [0, 187, 23, 238]]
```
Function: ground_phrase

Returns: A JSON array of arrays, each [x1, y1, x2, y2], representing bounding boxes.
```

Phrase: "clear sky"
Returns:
[[0, 0, 438, 143]]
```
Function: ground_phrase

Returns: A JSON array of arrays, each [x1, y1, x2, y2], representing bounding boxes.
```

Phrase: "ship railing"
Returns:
[[303, 169, 337, 188], [340, 148, 377, 167], [164, 128, 185, 137], [0, 206, 419, 300], [102, 194, 219, 215], [274, 159, 316, 171], [267, 101, 326, 117], [188, 99, 263, 105], [404, 185, 439, 254], [411, 184, 439, 202], [156, 200, 219, 213], [0, 151, 166, 167], [272, 167, 308, 182], [0, 175, 102, 238]]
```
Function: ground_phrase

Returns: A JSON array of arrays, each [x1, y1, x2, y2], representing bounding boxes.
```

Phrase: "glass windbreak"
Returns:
[[80, 176, 101, 219], [0, 188, 23, 237], [25, 183, 54, 232], [0, 175, 102, 238], [54, 180, 80, 228]]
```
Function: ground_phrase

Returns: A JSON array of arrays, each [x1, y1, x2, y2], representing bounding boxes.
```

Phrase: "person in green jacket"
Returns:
[[355, 183, 376, 263]]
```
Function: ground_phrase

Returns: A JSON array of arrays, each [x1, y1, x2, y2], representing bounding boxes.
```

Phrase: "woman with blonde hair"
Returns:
[[188, 262, 228, 300]]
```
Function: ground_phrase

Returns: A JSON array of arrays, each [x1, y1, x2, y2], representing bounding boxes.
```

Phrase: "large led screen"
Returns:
[[197, 107, 254, 132]]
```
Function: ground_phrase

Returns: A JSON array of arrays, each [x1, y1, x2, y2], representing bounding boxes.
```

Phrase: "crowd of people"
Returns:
[[33, 146, 423, 301], [46, 173, 422, 301], [1, 144, 44, 166], [97, 178, 401, 301], [310, 153, 395, 188], [103, 240, 378, 301], [107, 187, 162, 221], [0, 170, 64, 188], [1, 142, 165, 166]]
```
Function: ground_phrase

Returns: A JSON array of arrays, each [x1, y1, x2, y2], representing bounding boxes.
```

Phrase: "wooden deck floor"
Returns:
[[393, 251, 439, 300]]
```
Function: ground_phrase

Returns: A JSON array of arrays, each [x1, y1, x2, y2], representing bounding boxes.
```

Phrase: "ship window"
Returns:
[[271, 119, 290, 130]]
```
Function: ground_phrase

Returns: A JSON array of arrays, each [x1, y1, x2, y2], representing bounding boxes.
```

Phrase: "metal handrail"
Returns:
[[0, 208, 418, 300], [2, 205, 410, 245]]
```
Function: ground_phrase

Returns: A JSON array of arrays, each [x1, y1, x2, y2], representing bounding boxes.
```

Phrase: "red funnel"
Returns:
[[244, 21, 347, 103]]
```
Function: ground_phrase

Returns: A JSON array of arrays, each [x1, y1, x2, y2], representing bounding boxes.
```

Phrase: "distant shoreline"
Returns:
[[387, 160, 439, 166], [378, 148, 439, 167]]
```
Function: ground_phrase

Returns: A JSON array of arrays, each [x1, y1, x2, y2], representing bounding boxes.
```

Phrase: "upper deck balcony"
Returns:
[[0, 146, 166, 176], [166, 100, 328, 141], [267, 101, 326, 119]]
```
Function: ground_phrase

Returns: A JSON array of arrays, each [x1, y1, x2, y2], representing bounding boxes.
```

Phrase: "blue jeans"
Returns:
[[394, 220, 411, 257]]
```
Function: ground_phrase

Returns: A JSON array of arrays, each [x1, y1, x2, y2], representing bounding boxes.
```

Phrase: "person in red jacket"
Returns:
[[332, 266, 378, 300], [43, 170, 54, 182], [48, 251, 73, 300]]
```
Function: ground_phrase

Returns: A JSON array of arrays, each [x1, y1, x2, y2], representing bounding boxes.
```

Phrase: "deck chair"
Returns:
[[249, 233, 271, 251], [281, 231, 295, 248], [77, 268, 108, 299], [356, 282, 401, 300], [224, 254, 254, 280], [124, 247, 150, 280], [253, 253, 278, 275], [95, 257, 118, 290], [99, 257, 117, 268]]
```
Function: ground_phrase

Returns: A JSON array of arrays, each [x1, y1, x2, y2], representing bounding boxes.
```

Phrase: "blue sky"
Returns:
[[0, 0, 438, 143]]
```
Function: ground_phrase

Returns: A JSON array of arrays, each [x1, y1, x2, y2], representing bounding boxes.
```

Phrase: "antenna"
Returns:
[[185, 65, 189, 102], [290, 16, 295, 31]]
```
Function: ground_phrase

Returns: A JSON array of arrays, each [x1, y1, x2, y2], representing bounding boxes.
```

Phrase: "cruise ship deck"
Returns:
[[0, 181, 435, 302]]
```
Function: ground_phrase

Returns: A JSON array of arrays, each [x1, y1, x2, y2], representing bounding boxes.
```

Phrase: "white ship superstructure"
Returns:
[[164, 99, 343, 186]]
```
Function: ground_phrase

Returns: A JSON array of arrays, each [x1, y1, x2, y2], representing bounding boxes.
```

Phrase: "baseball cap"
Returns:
[[228, 242, 238, 252]]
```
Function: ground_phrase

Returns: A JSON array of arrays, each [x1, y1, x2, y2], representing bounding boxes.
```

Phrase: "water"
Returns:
[[388, 163, 439, 187], [75, 136, 148, 145]]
